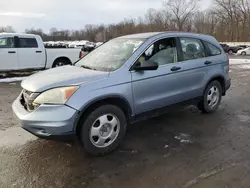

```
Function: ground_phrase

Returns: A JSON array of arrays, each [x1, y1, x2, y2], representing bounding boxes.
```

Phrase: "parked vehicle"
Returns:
[[95, 42, 104, 47], [82, 42, 96, 52], [227, 45, 242, 54], [236, 47, 250, 55], [0, 33, 82, 72], [227, 45, 250, 54], [220, 43, 230, 53], [237, 45, 249, 50], [12, 32, 231, 155]]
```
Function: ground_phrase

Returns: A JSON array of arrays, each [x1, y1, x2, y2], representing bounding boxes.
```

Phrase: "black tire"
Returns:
[[52, 58, 71, 68], [198, 80, 222, 113], [228, 50, 233, 55], [241, 51, 247, 56], [79, 105, 127, 155]]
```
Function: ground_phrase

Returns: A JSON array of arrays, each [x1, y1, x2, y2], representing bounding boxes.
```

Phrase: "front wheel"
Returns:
[[79, 105, 127, 155], [198, 81, 222, 113]]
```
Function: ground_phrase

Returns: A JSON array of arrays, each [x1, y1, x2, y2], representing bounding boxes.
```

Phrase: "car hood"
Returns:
[[21, 65, 109, 92]]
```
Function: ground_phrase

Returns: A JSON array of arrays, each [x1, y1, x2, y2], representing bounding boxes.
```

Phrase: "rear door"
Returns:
[[202, 40, 229, 80], [173, 37, 212, 101], [17, 37, 45, 69], [0, 36, 18, 71]]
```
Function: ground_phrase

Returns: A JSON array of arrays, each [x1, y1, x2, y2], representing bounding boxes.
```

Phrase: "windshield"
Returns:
[[75, 38, 145, 72]]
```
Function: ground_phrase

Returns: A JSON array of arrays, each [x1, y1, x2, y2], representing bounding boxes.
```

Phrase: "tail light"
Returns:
[[79, 51, 83, 59]]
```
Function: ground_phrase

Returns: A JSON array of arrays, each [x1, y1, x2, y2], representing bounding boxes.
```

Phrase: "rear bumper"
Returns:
[[12, 94, 79, 140]]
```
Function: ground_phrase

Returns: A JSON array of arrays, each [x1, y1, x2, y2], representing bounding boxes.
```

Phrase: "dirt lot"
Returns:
[[1, 62, 250, 188]]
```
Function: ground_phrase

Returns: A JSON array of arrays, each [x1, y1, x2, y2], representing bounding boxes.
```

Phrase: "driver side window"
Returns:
[[0, 37, 14, 48], [137, 37, 178, 66]]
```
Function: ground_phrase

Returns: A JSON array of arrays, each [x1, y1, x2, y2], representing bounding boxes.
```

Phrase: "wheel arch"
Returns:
[[205, 75, 225, 95], [52, 57, 72, 67], [75, 95, 133, 137]]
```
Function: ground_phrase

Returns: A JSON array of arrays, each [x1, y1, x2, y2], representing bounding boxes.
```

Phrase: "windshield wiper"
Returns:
[[81, 65, 95, 70]]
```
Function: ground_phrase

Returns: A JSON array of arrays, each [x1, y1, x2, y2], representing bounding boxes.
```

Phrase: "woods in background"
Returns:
[[1, 0, 250, 42]]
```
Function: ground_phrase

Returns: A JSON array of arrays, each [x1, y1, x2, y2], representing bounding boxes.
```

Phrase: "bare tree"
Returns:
[[4, 0, 250, 42], [0, 26, 15, 33], [163, 0, 199, 31]]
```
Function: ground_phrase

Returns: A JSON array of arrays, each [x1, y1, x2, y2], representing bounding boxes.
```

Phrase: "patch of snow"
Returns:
[[237, 114, 250, 122], [237, 64, 250, 69], [175, 133, 193, 144], [229, 59, 250, 65], [180, 139, 191, 143], [0, 73, 7, 77], [0, 76, 29, 83]]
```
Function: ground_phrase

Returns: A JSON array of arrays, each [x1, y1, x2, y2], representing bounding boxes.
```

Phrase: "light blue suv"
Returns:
[[12, 32, 231, 155]]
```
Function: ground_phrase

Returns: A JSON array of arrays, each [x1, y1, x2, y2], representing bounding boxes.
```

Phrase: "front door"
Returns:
[[0, 37, 18, 71], [131, 37, 182, 114]]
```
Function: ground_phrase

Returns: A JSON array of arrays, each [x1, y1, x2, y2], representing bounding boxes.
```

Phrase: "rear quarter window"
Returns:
[[203, 41, 221, 56]]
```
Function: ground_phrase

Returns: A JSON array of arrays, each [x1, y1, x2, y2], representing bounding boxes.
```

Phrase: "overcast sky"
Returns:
[[0, 0, 211, 32]]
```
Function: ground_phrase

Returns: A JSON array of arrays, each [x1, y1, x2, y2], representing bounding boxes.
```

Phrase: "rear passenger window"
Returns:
[[180, 38, 205, 60], [204, 41, 221, 56], [18, 38, 38, 48]]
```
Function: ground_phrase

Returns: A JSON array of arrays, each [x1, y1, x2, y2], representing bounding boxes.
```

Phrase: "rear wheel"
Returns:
[[241, 51, 247, 56], [79, 105, 127, 155], [228, 50, 233, 55], [198, 81, 222, 113], [52, 58, 71, 68]]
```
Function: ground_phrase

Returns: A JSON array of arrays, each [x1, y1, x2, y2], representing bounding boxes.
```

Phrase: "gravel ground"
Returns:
[[0, 61, 250, 188]]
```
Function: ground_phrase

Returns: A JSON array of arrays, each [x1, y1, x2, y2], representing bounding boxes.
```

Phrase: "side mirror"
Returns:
[[133, 60, 158, 71]]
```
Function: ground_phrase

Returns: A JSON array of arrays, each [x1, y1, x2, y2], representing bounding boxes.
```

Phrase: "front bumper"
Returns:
[[12, 94, 79, 140]]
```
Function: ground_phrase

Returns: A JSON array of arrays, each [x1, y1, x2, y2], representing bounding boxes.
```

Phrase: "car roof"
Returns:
[[118, 32, 164, 39], [0, 33, 38, 38], [118, 32, 218, 43], [118, 31, 219, 47], [119, 32, 212, 39]]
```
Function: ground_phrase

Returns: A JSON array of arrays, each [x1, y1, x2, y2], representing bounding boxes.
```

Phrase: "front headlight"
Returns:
[[33, 86, 79, 104]]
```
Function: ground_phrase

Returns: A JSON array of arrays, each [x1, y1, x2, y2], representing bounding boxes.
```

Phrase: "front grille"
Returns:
[[20, 89, 39, 112]]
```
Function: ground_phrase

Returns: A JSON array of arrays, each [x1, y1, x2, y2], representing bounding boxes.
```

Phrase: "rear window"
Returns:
[[204, 41, 221, 56], [18, 38, 38, 48]]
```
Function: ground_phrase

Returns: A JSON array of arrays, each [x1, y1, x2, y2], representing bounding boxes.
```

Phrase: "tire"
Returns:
[[79, 105, 127, 155], [198, 81, 222, 113], [241, 51, 247, 56], [228, 50, 233, 55], [52, 58, 71, 68]]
